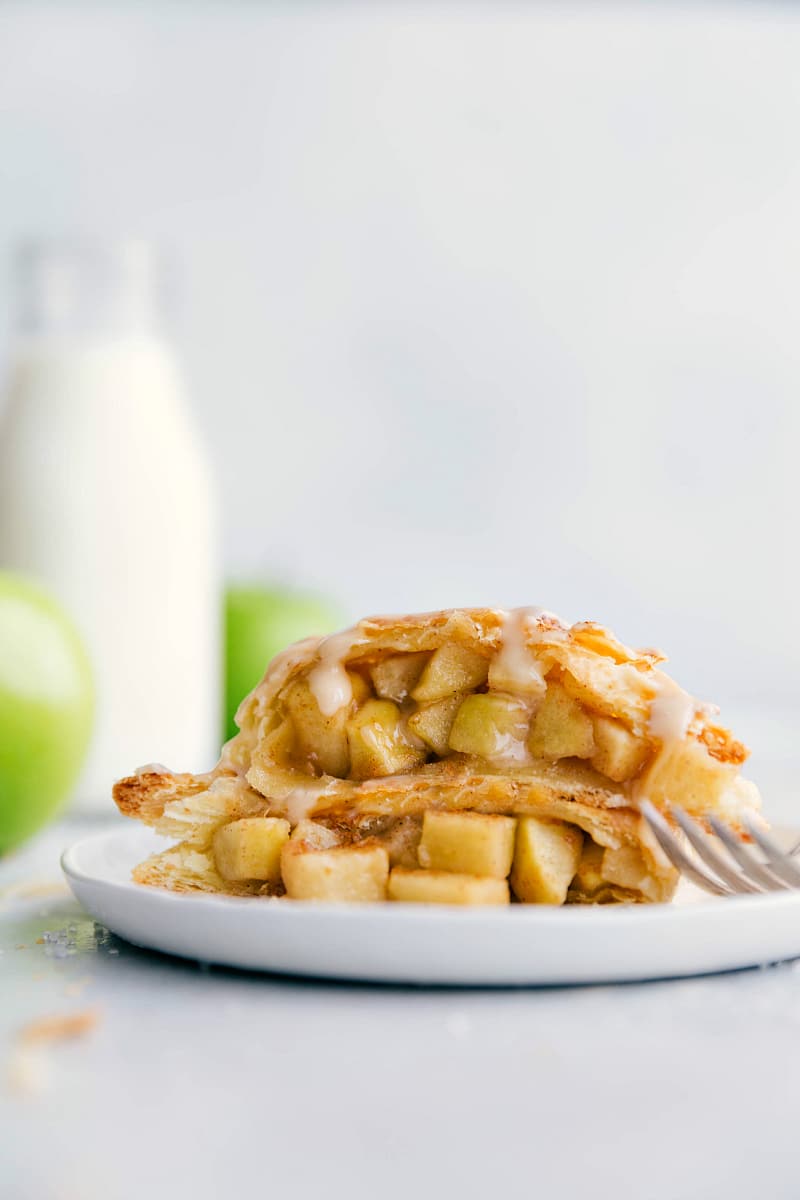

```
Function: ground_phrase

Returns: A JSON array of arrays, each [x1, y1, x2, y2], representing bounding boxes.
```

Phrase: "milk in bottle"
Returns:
[[0, 241, 219, 811]]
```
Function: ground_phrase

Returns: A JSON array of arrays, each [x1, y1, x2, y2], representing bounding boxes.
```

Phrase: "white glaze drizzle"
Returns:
[[491, 607, 548, 690], [489, 605, 566, 697], [648, 674, 696, 744], [307, 628, 359, 717], [633, 675, 697, 817], [286, 781, 326, 824], [524, 604, 568, 632], [487, 731, 533, 767]]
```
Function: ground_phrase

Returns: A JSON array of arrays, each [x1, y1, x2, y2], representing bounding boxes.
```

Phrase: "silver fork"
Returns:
[[640, 800, 800, 896]]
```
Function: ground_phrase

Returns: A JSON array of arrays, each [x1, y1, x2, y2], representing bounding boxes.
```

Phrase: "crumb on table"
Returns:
[[7, 1008, 101, 1098], [18, 1008, 101, 1046]]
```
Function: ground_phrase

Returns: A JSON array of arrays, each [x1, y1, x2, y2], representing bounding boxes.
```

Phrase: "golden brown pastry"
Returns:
[[113, 607, 761, 906]]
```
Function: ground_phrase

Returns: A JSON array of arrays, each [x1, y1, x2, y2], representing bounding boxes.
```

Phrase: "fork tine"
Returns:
[[708, 817, 789, 892], [743, 821, 800, 888], [671, 807, 762, 895], [640, 801, 734, 897]]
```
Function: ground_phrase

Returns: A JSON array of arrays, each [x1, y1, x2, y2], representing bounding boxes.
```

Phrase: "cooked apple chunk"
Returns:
[[601, 844, 649, 891], [212, 817, 290, 884], [635, 736, 737, 821], [281, 842, 389, 901], [388, 867, 509, 905], [528, 680, 595, 761], [285, 672, 369, 778], [411, 643, 490, 702], [509, 816, 583, 904], [448, 693, 529, 759], [407, 693, 465, 756], [347, 699, 427, 780], [590, 715, 648, 782], [570, 839, 605, 895], [418, 811, 517, 878], [370, 652, 429, 703], [262, 717, 295, 767]]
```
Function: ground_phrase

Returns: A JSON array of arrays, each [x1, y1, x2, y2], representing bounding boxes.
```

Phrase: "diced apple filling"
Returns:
[[601, 844, 650, 892], [212, 817, 290, 884], [281, 842, 390, 901], [509, 816, 583, 904], [347, 699, 427, 780], [635, 737, 737, 820], [590, 715, 648, 782], [570, 840, 605, 895], [418, 811, 517, 878], [388, 867, 509, 906], [213, 807, 629, 906], [272, 646, 649, 791], [448, 694, 529, 759], [411, 643, 490, 701], [528, 680, 595, 761], [370, 652, 429, 702], [285, 673, 369, 778], [407, 693, 465, 756]]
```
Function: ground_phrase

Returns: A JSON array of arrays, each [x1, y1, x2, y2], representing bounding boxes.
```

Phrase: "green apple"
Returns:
[[225, 585, 343, 740], [0, 572, 93, 853]]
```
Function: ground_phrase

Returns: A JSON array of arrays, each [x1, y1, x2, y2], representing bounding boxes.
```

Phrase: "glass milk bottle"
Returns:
[[0, 241, 219, 812]]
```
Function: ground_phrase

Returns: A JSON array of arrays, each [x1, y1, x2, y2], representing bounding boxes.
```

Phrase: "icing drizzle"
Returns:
[[648, 675, 696, 744], [490, 606, 565, 693], [493, 608, 546, 689], [307, 629, 359, 717], [286, 781, 326, 824]]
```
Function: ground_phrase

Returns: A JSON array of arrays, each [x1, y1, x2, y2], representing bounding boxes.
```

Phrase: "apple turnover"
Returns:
[[113, 607, 761, 906]]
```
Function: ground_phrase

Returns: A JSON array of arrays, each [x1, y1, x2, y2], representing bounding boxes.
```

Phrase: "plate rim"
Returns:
[[60, 825, 800, 985]]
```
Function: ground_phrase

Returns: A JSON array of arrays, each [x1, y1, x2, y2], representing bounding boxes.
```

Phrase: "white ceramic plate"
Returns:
[[62, 826, 800, 986]]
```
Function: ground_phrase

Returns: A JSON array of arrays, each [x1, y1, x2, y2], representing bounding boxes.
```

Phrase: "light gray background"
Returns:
[[1, 1, 799, 758]]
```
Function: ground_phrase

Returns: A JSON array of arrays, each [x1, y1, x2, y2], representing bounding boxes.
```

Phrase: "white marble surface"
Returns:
[[3, 815, 800, 1200]]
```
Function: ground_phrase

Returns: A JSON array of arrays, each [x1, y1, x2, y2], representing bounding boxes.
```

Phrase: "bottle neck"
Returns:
[[14, 240, 171, 342]]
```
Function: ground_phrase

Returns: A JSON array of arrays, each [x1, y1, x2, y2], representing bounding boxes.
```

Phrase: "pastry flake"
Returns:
[[113, 606, 761, 906]]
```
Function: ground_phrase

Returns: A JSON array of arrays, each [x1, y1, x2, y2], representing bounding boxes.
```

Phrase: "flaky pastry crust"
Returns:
[[113, 607, 760, 904]]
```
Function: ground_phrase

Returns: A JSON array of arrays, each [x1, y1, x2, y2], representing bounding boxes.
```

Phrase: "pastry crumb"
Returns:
[[18, 1008, 101, 1045], [7, 1008, 100, 1099]]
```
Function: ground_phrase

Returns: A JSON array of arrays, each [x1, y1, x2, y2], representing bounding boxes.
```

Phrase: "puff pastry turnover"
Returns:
[[113, 607, 761, 906]]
